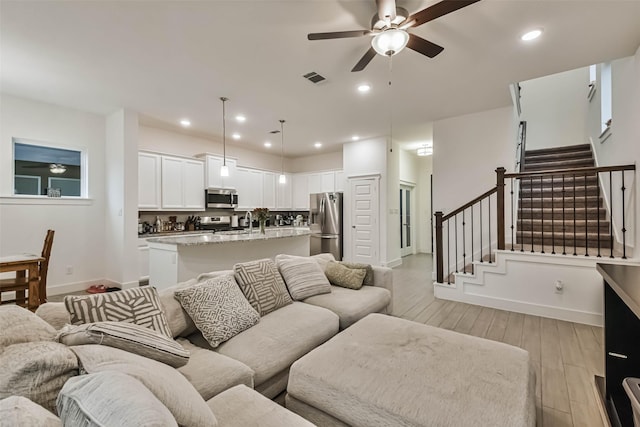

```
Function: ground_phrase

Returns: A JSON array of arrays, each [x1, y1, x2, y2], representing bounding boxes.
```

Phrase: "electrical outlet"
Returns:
[[554, 280, 564, 294], [66, 265, 73, 275]]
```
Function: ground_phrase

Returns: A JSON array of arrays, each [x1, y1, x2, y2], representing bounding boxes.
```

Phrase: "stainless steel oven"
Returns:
[[206, 188, 238, 208]]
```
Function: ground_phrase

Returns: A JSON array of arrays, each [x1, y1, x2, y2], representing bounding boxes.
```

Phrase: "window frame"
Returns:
[[11, 137, 88, 199]]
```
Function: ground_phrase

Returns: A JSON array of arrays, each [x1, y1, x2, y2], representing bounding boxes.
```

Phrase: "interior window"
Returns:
[[13, 139, 84, 197]]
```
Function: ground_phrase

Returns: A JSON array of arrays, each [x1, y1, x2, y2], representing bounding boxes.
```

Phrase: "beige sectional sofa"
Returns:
[[1, 253, 394, 424]]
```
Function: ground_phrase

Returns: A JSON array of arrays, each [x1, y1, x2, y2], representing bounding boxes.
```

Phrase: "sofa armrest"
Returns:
[[369, 266, 394, 314]]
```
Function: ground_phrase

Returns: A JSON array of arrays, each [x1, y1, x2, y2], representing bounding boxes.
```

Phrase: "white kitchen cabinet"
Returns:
[[262, 172, 276, 209], [160, 156, 205, 210], [335, 170, 345, 192], [205, 155, 237, 189], [276, 173, 292, 210], [321, 172, 335, 192], [138, 238, 149, 281], [292, 174, 309, 210], [138, 153, 161, 209], [307, 173, 322, 194], [249, 170, 263, 208], [183, 159, 205, 209], [236, 167, 264, 209]]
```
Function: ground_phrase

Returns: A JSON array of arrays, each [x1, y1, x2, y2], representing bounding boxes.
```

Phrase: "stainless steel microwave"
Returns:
[[206, 188, 238, 208]]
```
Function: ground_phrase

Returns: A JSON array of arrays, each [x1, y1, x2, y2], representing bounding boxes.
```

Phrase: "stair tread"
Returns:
[[524, 144, 591, 155]]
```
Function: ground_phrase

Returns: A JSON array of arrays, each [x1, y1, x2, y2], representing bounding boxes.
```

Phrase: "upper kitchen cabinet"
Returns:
[[183, 159, 206, 209], [152, 154, 205, 211], [292, 173, 309, 210], [263, 171, 277, 210], [203, 155, 237, 189], [276, 174, 292, 210], [334, 170, 345, 192], [138, 152, 161, 209], [235, 167, 263, 210]]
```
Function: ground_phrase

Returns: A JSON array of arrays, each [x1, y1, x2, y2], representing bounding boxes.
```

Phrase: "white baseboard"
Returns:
[[47, 278, 139, 296], [386, 258, 403, 268]]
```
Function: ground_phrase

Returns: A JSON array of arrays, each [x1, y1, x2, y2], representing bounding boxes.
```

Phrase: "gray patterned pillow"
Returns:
[[57, 322, 190, 368], [276, 257, 332, 300], [234, 259, 293, 316], [325, 261, 367, 290], [340, 261, 374, 286], [174, 275, 260, 348], [64, 287, 172, 337]]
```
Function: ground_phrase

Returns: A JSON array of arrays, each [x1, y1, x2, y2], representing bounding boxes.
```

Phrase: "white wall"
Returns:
[[433, 106, 516, 214], [0, 94, 107, 294], [342, 137, 389, 265], [289, 150, 342, 173], [520, 67, 590, 150], [417, 155, 433, 253]]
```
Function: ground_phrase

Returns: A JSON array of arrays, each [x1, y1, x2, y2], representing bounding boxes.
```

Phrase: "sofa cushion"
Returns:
[[57, 372, 178, 427], [234, 258, 292, 316], [276, 256, 332, 300], [35, 302, 71, 331], [0, 342, 78, 414], [325, 261, 367, 290], [211, 302, 338, 387], [275, 253, 335, 272], [0, 305, 57, 348], [303, 285, 391, 329], [207, 385, 314, 427], [175, 275, 260, 348], [57, 321, 190, 368], [0, 396, 61, 427], [71, 344, 216, 427], [64, 286, 172, 337], [177, 338, 254, 401], [339, 261, 374, 286]]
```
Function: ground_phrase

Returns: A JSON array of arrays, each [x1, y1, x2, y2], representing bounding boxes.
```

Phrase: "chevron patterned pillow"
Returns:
[[234, 258, 293, 316], [64, 287, 172, 337], [174, 275, 260, 348]]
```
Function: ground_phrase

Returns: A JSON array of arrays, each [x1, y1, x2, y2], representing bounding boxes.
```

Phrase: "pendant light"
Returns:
[[220, 97, 229, 177], [279, 120, 286, 184]]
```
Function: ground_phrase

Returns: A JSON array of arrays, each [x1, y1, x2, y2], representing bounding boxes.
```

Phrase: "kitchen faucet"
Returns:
[[246, 210, 253, 233]]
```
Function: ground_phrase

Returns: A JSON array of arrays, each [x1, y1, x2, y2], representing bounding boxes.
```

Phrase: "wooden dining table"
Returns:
[[0, 254, 45, 310]]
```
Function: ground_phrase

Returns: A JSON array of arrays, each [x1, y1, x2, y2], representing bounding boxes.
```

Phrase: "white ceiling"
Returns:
[[2, 0, 640, 157]]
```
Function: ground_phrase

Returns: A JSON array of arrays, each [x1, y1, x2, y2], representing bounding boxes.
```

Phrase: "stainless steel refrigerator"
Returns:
[[309, 192, 343, 260]]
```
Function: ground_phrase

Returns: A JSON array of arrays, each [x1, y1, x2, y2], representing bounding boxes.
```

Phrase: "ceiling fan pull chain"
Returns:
[[388, 55, 394, 153]]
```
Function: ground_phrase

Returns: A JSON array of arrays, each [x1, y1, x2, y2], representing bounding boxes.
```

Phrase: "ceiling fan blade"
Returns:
[[406, 0, 481, 28], [407, 33, 444, 58], [351, 47, 377, 72], [376, 0, 397, 21], [308, 30, 371, 40]]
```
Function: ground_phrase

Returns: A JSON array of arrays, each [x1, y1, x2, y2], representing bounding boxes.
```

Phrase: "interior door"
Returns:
[[349, 177, 379, 265], [400, 185, 414, 257]]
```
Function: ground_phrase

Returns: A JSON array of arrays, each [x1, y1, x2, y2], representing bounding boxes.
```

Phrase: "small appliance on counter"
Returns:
[[199, 216, 244, 232], [231, 215, 239, 228]]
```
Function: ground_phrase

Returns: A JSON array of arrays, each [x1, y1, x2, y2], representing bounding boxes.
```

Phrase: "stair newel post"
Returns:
[[435, 211, 444, 283], [610, 171, 614, 258], [496, 167, 506, 251], [621, 171, 627, 259]]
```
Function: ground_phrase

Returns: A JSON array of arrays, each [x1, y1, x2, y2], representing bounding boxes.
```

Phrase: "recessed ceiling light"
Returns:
[[264, 142, 272, 148], [180, 119, 191, 127], [235, 115, 246, 123], [232, 133, 241, 140], [521, 29, 543, 41], [314, 142, 322, 148], [357, 84, 371, 93], [351, 135, 360, 141]]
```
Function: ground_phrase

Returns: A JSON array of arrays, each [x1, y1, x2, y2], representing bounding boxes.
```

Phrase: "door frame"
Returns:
[[345, 174, 380, 265], [400, 182, 416, 257]]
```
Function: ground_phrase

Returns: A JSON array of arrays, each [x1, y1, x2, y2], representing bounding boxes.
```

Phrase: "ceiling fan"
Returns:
[[307, 0, 481, 72]]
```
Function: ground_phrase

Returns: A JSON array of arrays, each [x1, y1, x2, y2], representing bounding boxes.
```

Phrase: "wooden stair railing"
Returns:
[[435, 164, 635, 284]]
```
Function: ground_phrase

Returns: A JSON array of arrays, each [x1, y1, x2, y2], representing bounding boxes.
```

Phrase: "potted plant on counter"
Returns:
[[252, 208, 269, 234]]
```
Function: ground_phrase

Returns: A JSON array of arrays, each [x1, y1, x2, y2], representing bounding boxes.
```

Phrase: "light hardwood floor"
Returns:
[[392, 254, 604, 427]]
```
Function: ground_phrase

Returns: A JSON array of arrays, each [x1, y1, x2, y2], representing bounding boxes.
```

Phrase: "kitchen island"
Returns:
[[147, 227, 311, 289]]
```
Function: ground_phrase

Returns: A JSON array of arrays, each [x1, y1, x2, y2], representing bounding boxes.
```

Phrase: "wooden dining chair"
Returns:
[[0, 229, 55, 307]]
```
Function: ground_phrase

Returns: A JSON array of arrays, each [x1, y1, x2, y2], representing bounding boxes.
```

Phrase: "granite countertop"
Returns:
[[146, 227, 311, 246]]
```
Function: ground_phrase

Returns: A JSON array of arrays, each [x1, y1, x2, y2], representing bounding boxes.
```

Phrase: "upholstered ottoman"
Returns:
[[286, 313, 536, 427]]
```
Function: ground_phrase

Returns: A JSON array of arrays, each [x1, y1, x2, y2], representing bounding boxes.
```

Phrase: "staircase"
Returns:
[[517, 144, 611, 249]]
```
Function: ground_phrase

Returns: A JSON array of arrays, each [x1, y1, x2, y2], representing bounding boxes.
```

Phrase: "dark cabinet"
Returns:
[[598, 263, 640, 427]]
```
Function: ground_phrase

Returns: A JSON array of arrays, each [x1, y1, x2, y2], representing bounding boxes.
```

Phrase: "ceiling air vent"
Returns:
[[303, 72, 326, 84]]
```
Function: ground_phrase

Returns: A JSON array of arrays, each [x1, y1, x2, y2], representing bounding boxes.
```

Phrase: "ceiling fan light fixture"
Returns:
[[371, 28, 409, 56], [49, 164, 66, 174]]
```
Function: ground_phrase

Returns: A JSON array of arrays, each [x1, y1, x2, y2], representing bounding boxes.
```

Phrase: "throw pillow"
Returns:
[[0, 342, 79, 414], [234, 258, 293, 316], [71, 345, 216, 427], [340, 261, 374, 286], [57, 321, 190, 368], [64, 286, 172, 337], [174, 275, 260, 348], [324, 261, 367, 290], [0, 305, 56, 349], [57, 372, 178, 427], [276, 257, 332, 300], [0, 396, 62, 427]]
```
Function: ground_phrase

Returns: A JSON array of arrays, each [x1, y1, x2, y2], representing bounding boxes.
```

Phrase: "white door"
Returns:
[[400, 185, 414, 257], [349, 177, 379, 265]]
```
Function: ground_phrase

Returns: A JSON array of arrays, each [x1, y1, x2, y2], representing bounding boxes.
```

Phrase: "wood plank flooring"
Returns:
[[392, 254, 604, 427]]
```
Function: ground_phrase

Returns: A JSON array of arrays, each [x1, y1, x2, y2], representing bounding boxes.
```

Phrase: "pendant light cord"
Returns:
[[280, 120, 285, 175], [220, 97, 228, 166]]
